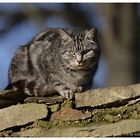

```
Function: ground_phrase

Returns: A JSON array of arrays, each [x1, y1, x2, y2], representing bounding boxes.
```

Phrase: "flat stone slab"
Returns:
[[90, 119, 140, 137], [15, 128, 47, 137], [75, 84, 140, 108], [51, 107, 91, 122], [1, 84, 140, 109], [24, 96, 63, 105], [16, 119, 140, 137], [0, 103, 48, 131]]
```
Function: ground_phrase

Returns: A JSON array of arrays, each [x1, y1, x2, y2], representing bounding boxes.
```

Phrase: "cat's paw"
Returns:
[[59, 90, 74, 99]]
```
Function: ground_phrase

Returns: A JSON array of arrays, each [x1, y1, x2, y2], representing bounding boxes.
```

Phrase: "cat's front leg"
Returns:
[[51, 79, 74, 99], [50, 74, 76, 99]]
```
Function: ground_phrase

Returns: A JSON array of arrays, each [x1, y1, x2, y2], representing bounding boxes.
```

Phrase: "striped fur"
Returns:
[[8, 28, 100, 99]]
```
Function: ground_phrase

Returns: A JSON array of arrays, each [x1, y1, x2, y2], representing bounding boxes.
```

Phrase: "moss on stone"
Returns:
[[61, 99, 75, 108], [32, 120, 53, 129], [48, 104, 61, 113], [49, 117, 92, 128], [92, 103, 140, 123]]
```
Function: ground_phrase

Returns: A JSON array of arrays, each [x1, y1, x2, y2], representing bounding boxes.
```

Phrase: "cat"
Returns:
[[8, 28, 101, 99]]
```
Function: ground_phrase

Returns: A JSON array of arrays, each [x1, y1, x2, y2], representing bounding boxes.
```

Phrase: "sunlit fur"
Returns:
[[8, 28, 100, 99]]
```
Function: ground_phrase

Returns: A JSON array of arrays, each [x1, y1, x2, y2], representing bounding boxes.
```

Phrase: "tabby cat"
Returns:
[[8, 28, 100, 99]]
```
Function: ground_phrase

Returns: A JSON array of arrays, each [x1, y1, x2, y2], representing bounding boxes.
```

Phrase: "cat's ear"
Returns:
[[85, 28, 97, 42], [58, 29, 72, 44]]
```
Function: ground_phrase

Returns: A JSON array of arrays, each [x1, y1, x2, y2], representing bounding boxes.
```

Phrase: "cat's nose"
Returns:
[[76, 54, 82, 64]]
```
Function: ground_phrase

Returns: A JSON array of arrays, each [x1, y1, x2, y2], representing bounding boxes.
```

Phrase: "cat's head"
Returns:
[[58, 28, 100, 71]]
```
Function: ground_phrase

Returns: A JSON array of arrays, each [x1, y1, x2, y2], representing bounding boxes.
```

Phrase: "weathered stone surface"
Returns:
[[61, 99, 75, 108], [51, 107, 91, 122], [49, 104, 60, 113], [24, 96, 63, 105], [1, 84, 140, 109], [1, 83, 140, 137], [90, 119, 140, 137], [92, 103, 140, 122], [129, 84, 140, 95], [14, 128, 47, 137], [0, 103, 48, 131], [16, 119, 140, 137], [75, 84, 140, 108]]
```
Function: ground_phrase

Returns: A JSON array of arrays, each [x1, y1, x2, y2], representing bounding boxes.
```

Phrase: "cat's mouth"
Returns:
[[65, 61, 89, 71], [70, 65, 86, 71]]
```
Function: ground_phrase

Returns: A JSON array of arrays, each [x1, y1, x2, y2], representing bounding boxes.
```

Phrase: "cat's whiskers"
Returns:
[[59, 65, 71, 70], [59, 65, 76, 74]]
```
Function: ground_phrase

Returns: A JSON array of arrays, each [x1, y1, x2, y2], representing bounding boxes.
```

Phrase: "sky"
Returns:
[[0, 3, 107, 90]]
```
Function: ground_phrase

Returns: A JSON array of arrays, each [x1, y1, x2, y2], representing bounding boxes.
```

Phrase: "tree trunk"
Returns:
[[96, 4, 138, 86]]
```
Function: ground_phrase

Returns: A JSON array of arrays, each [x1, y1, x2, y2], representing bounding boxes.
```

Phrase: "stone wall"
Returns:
[[0, 84, 140, 137]]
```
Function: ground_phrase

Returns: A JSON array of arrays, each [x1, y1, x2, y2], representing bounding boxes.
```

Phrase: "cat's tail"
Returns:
[[4, 80, 25, 91]]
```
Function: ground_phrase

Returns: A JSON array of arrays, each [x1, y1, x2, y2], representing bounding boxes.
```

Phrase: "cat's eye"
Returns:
[[69, 50, 75, 55], [84, 50, 92, 54], [86, 39, 97, 45], [83, 50, 95, 58]]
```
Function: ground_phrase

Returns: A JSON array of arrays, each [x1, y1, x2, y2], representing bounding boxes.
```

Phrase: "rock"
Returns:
[[1, 83, 140, 137], [51, 107, 91, 123], [19, 119, 140, 137], [49, 104, 60, 113], [1, 84, 140, 109], [0, 103, 48, 131], [92, 104, 140, 122], [129, 84, 140, 95], [75, 84, 140, 108], [61, 99, 75, 108], [90, 119, 140, 137], [24, 96, 63, 105], [0, 130, 13, 137], [14, 128, 47, 137]]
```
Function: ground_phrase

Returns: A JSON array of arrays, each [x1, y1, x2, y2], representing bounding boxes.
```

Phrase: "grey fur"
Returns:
[[8, 28, 100, 99]]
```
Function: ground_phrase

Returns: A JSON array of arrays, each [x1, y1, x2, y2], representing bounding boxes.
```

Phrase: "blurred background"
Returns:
[[0, 3, 140, 90]]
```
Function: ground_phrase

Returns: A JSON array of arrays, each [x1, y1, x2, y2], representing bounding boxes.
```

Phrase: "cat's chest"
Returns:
[[72, 72, 85, 81], [60, 70, 83, 86], [71, 71, 91, 85]]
